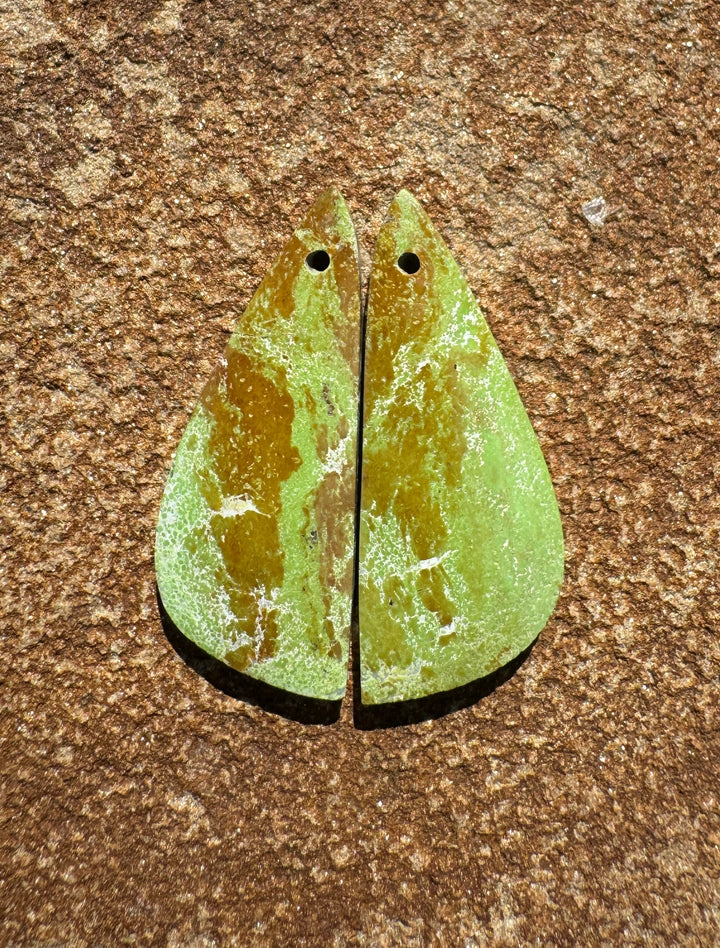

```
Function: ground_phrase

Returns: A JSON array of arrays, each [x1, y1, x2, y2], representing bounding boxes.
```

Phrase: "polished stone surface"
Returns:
[[156, 190, 359, 700], [359, 192, 563, 704]]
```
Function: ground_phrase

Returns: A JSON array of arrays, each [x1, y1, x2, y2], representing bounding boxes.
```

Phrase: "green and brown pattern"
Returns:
[[358, 191, 564, 704], [155, 189, 359, 700]]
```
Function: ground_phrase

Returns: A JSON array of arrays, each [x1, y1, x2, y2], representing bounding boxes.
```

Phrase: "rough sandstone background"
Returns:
[[2, 0, 719, 945]]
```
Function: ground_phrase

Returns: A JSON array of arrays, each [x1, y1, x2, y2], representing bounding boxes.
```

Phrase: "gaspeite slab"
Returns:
[[156, 189, 360, 700], [358, 190, 564, 705]]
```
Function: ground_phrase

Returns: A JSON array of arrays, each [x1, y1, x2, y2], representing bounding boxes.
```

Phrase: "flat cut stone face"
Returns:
[[358, 190, 564, 705], [156, 189, 359, 700]]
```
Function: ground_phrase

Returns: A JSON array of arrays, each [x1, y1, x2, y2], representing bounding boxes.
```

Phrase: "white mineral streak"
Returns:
[[323, 432, 354, 475], [251, 584, 281, 657], [217, 494, 268, 518], [412, 551, 454, 573]]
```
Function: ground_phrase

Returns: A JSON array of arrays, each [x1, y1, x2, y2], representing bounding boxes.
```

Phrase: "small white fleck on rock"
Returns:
[[582, 196, 611, 226]]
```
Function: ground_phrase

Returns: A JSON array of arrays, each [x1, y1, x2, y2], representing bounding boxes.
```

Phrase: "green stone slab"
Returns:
[[358, 190, 564, 705], [156, 189, 360, 700]]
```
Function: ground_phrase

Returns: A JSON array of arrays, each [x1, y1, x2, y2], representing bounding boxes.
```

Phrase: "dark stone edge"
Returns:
[[157, 586, 342, 726]]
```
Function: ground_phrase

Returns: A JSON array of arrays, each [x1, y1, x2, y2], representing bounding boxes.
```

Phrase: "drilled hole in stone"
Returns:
[[397, 252, 421, 274], [306, 249, 330, 272]]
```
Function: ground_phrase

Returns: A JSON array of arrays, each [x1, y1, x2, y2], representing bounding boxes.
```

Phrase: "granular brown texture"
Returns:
[[1, 1, 718, 945]]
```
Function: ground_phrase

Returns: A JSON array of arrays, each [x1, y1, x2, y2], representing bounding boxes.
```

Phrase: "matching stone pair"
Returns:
[[155, 189, 564, 706]]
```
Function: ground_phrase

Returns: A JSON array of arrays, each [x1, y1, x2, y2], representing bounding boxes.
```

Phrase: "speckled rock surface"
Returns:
[[1, 1, 719, 946]]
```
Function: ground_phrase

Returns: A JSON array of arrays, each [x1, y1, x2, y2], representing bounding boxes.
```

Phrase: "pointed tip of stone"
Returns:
[[384, 189, 434, 234], [375, 189, 435, 260], [394, 187, 419, 205], [314, 185, 346, 213], [318, 185, 354, 219], [319, 183, 344, 200], [389, 189, 424, 219], [300, 187, 356, 251], [306, 186, 346, 218], [324, 184, 345, 204]]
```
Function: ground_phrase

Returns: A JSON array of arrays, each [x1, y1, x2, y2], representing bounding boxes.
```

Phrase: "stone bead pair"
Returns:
[[155, 189, 564, 706]]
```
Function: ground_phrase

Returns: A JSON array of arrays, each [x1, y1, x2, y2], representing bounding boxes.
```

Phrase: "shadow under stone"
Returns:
[[157, 586, 342, 726], [351, 629, 537, 730]]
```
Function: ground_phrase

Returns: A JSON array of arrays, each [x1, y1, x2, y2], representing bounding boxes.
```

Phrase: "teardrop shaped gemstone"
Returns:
[[156, 189, 360, 701], [358, 190, 564, 705]]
